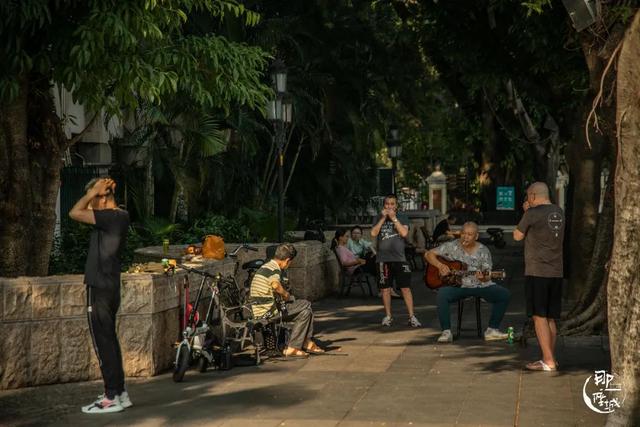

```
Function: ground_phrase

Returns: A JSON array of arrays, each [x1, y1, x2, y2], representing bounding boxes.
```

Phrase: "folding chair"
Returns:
[[333, 250, 374, 296]]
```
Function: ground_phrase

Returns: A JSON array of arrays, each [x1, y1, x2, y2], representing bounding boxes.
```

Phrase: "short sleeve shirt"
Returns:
[[374, 213, 410, 263], [435, 240, 494, 288], [84, 209, 130, 289], [250, 260, 281, 318], [347, 238, 372, 258], [516, 204, 565, 278]]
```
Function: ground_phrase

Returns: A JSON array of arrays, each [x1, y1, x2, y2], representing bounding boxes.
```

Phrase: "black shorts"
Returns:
[[525, 276, 562, 319], [377, 262, 412, 289]]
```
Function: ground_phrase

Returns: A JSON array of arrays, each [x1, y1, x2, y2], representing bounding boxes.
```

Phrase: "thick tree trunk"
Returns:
[[566, 136, 601, 294], [565, 32, 620, 299], [564, 148, 615, 320], [606, 12, 640, 426], [0, 77, 66, 277], [0, 78, 31, 277]]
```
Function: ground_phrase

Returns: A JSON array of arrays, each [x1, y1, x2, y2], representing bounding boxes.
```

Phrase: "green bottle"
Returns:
[[507, 326, 514, 345]]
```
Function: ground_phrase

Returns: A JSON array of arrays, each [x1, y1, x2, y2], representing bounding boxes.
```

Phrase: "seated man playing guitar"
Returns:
[[424, 222, 510, 343]]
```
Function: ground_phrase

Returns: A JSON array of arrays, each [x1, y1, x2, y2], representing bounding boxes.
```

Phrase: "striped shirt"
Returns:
[[250, 259, 282, 317]]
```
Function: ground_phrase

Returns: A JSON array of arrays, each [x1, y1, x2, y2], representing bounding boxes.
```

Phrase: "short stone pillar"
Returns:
[[555, 170, 569, 210], [426, 167, 447, 214]]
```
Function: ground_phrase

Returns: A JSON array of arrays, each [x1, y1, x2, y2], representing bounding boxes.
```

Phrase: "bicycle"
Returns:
[[167, 244, 260, 382], [167, 263, 222, 382]]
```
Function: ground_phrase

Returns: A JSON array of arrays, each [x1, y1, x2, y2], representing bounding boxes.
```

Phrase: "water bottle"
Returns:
[[218, 344, 233, 370], [507, 326, 514, 345]]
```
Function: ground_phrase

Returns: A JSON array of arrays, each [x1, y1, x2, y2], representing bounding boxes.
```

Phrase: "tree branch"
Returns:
[[585, 38, 624, 149], [67, 111, 100, 147]]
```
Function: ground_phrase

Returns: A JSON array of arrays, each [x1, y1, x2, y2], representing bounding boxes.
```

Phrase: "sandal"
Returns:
[[304, 345, 325, 354], [525, 360, 557, 371], [283, 348, 309, 358]]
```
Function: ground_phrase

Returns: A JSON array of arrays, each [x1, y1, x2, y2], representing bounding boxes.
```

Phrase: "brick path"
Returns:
[[0, 241, 609, 426]]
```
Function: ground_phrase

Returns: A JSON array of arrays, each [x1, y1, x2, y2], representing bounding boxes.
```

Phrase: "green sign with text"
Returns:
[[496, 186, 515, 210]]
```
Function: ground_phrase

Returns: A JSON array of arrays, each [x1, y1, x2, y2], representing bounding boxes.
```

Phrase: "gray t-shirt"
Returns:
[[435, 240, 494, 288], [516, 204, 565, 278], [374, 213, 410, 262]]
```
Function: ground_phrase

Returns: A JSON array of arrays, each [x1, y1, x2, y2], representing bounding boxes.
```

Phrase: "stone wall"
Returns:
[[0, 241, 338, 390], [134, 241, 341, 299]]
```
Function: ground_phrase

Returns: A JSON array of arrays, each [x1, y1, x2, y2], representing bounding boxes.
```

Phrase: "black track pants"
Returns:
[[86, 286, 125, 399]]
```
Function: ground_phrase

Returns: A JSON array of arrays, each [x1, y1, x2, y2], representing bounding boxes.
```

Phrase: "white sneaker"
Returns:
[[381, 316, 393, 327], [93, 391, 133, 409], [484, 327, 509, 341], [118, 391, 133, 409], [408, 315, 422, 328], [81, 396, 124, 414], [437, 329, 453, 343]]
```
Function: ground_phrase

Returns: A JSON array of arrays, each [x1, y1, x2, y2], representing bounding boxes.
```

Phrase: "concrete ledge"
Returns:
[[0, 241, 339, 390], [133, 241, 341, 300]]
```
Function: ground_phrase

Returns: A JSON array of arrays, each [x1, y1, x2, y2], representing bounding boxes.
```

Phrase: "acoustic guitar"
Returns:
[[424, 255, 506, 289]]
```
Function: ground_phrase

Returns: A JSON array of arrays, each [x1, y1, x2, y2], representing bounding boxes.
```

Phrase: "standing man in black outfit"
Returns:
[[69, 177, 132, 413]]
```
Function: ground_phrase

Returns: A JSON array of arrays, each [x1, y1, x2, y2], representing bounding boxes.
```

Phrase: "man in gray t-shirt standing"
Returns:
[[371, 194, 421, 328], [514, 182, 565, 372]]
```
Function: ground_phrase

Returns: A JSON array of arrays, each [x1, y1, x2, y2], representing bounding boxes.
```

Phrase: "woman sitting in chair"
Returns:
[[347, 226, 374, 258], [347, 225, 378, 276], [332, 228, 367, 275], [334, 228, 396, 297]]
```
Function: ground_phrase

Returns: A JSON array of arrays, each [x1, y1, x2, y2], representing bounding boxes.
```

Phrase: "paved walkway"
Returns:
[[1, 242, 609, 426]]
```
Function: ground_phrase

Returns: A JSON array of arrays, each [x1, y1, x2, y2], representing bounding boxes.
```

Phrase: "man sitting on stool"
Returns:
[[250, 243, 324, 357], [425, 222, 510, 343]]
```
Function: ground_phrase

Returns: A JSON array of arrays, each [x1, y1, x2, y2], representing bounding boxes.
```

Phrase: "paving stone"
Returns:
[[0, 243, 610, 426]]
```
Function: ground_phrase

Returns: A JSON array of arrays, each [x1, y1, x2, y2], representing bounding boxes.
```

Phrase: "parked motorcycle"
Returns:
[[485, 227, 506, 248]]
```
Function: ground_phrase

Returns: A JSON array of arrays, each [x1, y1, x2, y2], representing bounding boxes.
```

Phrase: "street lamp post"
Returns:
[[387, 126, 402, 194], [267, 59, 292, 242]]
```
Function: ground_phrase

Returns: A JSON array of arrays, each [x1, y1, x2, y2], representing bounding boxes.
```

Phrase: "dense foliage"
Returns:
[[6, 0, 635, 275], [0, 0, 272, 276]]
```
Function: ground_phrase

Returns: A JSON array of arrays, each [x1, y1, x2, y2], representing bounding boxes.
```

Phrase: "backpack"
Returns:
[[202, 235, 225, 260]]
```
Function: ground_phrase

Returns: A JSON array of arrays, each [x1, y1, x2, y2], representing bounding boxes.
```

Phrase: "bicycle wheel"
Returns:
[[173, 343, 190, 382], [197, 354, 208, 373]]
